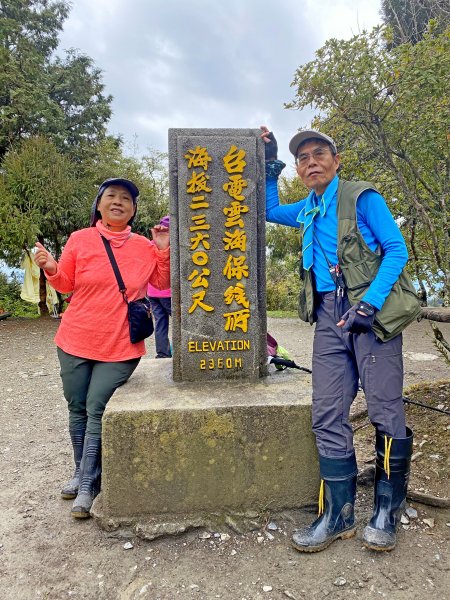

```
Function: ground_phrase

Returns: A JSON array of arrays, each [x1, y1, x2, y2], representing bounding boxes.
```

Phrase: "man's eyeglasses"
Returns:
[[296, 147, 332, 166]]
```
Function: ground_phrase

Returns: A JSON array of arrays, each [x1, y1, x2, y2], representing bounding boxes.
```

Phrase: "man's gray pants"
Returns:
[[312, 292, 405, 458]]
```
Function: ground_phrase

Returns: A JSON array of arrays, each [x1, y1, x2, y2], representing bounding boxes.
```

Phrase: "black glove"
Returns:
[[340, 301, 376, 334], [264, 131, 278, 161]]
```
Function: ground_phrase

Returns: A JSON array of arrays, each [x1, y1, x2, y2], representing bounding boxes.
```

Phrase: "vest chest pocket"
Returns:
[[339, 233, 379, 291]]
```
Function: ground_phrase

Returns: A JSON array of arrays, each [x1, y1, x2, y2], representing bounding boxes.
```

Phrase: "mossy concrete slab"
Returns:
[[93, 360, 319, 539]]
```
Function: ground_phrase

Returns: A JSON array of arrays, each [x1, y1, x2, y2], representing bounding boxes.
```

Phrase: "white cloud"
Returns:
[[58, 0, 382, 164]]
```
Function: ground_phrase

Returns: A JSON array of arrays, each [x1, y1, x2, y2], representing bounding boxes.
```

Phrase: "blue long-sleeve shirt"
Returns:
[[265, 175, 408, 310]]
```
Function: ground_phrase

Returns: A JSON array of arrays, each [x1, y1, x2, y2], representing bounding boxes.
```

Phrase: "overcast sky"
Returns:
[[59, 0, 381, 167]]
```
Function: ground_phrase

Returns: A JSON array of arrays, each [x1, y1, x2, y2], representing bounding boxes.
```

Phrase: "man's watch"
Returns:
[[356, 301, 375, 316]]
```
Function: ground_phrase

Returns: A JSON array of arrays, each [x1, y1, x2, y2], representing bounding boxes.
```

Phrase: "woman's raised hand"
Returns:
[[34, 242, 57, 275], [150, 224, 170, 251]]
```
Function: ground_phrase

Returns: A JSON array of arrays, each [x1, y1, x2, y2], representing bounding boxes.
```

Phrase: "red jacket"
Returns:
[[46, 228, 170, 361]]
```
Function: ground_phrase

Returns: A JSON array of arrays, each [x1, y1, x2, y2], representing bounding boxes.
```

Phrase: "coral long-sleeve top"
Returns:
[[45, 227, 170, 361]]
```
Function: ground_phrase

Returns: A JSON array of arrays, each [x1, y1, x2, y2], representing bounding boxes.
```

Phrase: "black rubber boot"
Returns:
[[362, 427, 413, 551], [61, 427, 86, 499], [292, 454, 358, 553], [71, 437, 102, 519]]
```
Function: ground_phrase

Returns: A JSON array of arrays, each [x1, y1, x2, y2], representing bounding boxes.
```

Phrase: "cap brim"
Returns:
[[100, 178, 139, 199], [289, 130, 337, 157]]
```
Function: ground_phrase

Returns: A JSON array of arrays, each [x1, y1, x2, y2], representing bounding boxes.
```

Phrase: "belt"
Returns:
[[319, 291, 336, 300]]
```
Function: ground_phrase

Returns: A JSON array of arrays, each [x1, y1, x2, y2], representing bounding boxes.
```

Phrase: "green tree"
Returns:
[[265, 171, 308, 311], [381, 0, 450, 46], [286, 25, 450, 300], [0, 0, 112, 160], [0, 136, 78, 314]]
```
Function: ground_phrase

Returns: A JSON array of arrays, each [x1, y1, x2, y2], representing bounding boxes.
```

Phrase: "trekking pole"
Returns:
[[402, 396, 450, 416]]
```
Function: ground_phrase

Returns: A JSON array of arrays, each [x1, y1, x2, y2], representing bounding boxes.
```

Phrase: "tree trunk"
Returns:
[[38, 268, 50, 318], [420, 307, 450, 323]]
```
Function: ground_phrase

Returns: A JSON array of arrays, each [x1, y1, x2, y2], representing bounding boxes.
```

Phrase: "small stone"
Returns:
[[265, 532, 275, 541], [262, 585, 272, 592], [267, 521, 278, 531], [333, 577, 347, 587], [283, 591, 297, 599], [123, 542, 133, 550], [190, 584, 199, 591], [411, 451, 423, 462], [220, 533, 230, 542], [437, 404, 444, 410], [423, 518, 435, 528], [257, 536, 264, 544], [230, 549, 237, 556], [198, 532, 211, 540], [401, 514, 409, 525], [406, 507, 418, 520]]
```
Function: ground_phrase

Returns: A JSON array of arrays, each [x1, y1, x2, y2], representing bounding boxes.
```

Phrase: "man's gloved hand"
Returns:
[[260, 125, 278, 160], [260, 125, 286, 178], [263, 131, 278, 161], [337, 301, 377, 334]]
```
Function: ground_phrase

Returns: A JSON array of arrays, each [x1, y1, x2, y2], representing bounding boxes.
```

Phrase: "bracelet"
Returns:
[[357, 301, 375, 316], [265, 159, 286, 179]]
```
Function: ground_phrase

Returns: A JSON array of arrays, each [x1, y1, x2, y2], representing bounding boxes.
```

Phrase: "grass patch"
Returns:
[[267, 310, 298, 318]]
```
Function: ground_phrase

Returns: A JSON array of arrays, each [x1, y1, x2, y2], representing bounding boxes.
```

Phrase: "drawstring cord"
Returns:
[[384, 435, 393, 479], [318, 480, 325, 516]]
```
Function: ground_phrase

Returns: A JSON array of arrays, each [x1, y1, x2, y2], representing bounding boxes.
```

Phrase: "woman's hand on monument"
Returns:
[[34, 242, 58, 275], [260, 125, 278, 161], [151, 224, 170, 251]]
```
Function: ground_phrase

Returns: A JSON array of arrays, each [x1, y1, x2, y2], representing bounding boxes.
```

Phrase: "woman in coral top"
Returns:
[[34, 178, 170, 518]]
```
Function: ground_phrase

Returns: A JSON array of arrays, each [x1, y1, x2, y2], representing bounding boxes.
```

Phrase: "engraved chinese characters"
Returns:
[[222, 146, 250, 334], [184, 146, 214, 315]]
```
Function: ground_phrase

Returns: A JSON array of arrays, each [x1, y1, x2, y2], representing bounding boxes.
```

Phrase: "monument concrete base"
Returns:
[[92, 360, 319, 540]]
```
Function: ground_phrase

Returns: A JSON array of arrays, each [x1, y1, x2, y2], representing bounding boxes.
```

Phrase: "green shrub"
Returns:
[[0, 273, 39, 318], [266, 261, 300, 312]]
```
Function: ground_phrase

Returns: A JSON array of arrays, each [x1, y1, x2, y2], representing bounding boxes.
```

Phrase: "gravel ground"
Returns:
[[0, 316, 449, 600]]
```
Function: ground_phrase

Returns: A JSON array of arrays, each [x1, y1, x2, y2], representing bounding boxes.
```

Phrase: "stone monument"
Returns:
[[169, 128, 267, 382], [92, 129, 319, 540]]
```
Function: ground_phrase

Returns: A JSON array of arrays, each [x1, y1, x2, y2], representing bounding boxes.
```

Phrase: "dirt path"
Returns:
[[0, 317, 449, 600]]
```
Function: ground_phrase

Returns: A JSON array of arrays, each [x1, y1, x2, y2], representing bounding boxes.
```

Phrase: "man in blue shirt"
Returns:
[[261, 126, 417, 554]]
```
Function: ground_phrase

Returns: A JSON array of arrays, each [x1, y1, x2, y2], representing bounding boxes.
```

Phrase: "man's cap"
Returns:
[[159, 215, 169, 228], [289, 129, 337, 157], [90, 177, 140, 226]]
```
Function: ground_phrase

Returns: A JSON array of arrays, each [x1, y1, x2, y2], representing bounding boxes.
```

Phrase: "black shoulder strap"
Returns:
[[101, 236, 128, 301]]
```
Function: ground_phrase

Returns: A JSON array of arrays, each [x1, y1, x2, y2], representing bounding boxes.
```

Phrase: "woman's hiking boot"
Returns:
[[61, 427, 86, 499], [71, 437, 102, 519]]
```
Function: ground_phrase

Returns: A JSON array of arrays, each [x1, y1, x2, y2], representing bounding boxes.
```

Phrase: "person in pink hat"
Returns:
[[147, 215, 172, 358]]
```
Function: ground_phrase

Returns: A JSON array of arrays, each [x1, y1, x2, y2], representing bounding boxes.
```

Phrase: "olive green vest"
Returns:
[[298, 180, 421, 341]]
